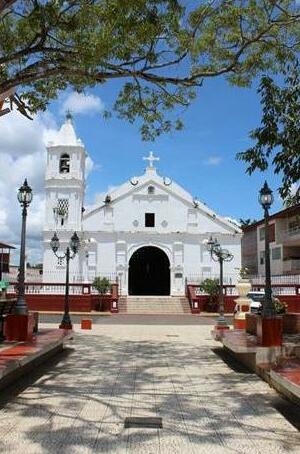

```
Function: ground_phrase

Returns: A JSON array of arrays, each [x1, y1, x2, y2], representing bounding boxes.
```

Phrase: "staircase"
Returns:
[[118, 296, 191, 314]]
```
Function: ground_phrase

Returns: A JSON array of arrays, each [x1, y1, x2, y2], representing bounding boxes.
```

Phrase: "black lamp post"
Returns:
[[15, 179, 33, 314], [0, 248, 3, 281], [259, 181, 275, 317], [206, 237, 234, 328], [50, 231, 80, 329]]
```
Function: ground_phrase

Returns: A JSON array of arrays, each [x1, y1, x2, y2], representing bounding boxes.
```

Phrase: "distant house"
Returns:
[[241, 204, 300, 276], [0, 242, 15, 279], [8, 265, 43, 283]]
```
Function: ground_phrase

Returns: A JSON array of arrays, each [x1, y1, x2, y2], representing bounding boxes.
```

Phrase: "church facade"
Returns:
[[43, 115, 242, 296]]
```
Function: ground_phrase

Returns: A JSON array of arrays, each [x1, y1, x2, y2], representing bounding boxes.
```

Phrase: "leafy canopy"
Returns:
[[237, 60, 300, 203], [0, 0, 300, 139]]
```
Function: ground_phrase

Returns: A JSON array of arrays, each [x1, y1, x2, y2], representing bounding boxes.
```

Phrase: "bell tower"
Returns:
[[44, 112, 86, 232], [43, 113, 87, 282]]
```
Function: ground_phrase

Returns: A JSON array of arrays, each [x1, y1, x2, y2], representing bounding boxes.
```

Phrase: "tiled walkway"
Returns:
[[0, 323, 299, 453]]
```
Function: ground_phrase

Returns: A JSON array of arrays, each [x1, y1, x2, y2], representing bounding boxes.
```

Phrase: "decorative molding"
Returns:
[[130, 177, 139, 186]]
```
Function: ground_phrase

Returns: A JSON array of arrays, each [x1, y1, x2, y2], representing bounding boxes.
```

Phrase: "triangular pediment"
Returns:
[[83, 168, 241, 234]]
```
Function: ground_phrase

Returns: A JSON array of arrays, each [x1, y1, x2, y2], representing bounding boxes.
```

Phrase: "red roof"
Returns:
[[242, 204, 300, 232]]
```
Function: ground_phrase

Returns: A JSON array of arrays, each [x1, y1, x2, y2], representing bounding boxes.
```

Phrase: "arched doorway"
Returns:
[[128, 246, 170, 295]]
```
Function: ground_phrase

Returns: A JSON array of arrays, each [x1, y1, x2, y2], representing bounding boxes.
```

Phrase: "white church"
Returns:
[[43, 114, 242, 296]]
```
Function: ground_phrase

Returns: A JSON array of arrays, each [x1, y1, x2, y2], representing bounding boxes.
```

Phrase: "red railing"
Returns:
[[186, 283, 300, 314], [251, 284, 300, 295], [186, 284, 238, 314], [5, 282, 119, 313], [6, 282, 117, 296]]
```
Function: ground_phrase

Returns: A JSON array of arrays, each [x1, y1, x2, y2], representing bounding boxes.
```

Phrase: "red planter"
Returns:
[[234, 318, 246, 330], [257, 316, 283, 347], [81, 319, 92, 330], [4, 313, 35, 341]]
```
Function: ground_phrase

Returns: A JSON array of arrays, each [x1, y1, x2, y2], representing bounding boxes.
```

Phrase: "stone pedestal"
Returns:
[[257, 316, 283, 347], [233, 279, 252, 330], [4, 313, 35, 342], [211, 326, 229, 341]]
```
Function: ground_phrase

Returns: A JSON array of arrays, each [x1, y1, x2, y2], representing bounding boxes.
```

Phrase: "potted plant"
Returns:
[[92, 277, 111, 311], [201, 278, 219, 312], [273, 297, 288, 315]]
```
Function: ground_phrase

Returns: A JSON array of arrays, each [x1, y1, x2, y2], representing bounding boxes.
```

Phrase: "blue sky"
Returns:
[[52, 75, 282, 223]]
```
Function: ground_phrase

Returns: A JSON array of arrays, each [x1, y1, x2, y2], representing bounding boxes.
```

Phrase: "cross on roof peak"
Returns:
[[143, 151, 159, 169], [66, 110, 73, 121]]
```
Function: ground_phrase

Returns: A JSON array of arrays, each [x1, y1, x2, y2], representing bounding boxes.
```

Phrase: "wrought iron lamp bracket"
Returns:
[[53, 249, 76, 265]]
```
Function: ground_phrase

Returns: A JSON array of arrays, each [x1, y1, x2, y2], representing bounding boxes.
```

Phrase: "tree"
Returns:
[[201, 278, 219, 311], [92, 276, 110, 294], [284, 192, 299, 208], [239, 218, 257, 227], [0, 1, 300, 139], [237, 59, 300, 202]]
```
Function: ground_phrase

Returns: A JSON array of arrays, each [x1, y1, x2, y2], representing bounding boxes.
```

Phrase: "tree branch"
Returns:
[[0, 0, 16, 15]]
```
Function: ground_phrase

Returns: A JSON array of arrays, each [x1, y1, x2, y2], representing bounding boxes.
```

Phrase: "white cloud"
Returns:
[[204, 155, 222, 166], [85, 156, 95, 178], [0, 110, 55, 263], [290, 182, 299, 196], [60, 92, 104, 116]]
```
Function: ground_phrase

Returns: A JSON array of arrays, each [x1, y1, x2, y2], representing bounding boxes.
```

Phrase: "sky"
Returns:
[[0, 75, 287, 264]]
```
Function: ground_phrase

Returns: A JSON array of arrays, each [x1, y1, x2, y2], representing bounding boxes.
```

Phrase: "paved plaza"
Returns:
[[0, 321, 299, 453]]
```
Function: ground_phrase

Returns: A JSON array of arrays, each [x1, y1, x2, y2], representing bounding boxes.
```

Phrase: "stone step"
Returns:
[[118, 296, 191, 314]]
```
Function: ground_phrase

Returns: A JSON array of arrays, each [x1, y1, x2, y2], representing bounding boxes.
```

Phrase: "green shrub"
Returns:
[[201, 278, 219, 310], [92, 277, 111, 294]]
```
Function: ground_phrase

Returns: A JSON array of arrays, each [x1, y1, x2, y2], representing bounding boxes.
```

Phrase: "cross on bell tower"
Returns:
[[143, 151, 159, 169]]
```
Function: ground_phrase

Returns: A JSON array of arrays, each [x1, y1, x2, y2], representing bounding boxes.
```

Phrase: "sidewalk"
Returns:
[[37, 311, 111, 316], [0, 329, 70, 390], [0, 323, 299, 453]]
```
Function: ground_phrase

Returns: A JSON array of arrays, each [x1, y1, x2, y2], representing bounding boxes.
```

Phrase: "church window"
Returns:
[[57, 198, 69, 226], [148, 185, 155, 195], [145, 213, 155, 227], [59, 154, 70, 173]]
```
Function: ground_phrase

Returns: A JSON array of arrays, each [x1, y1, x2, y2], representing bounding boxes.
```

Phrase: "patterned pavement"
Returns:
[[0, 322, 299, 453]]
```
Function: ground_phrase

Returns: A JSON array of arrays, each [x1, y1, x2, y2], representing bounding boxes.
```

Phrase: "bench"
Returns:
[[0, 298, 17, 341]]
